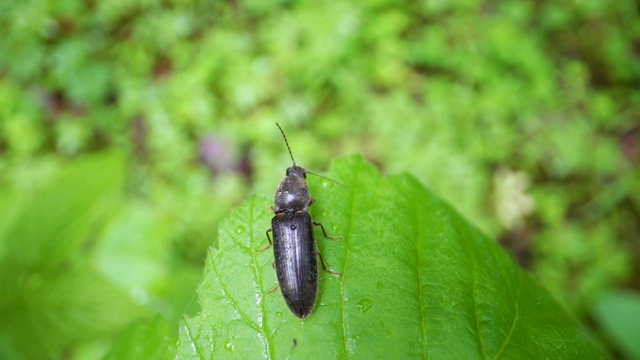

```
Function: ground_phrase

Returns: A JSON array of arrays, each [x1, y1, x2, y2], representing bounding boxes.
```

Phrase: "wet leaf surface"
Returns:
[[177, 155, 603, 359]]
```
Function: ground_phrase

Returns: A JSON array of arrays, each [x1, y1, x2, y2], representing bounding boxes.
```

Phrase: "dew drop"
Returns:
[[276, 311, 283, 317], [356, 298, 373, 313], [235, 226, 245, 234], [225, 341, 234, 352]]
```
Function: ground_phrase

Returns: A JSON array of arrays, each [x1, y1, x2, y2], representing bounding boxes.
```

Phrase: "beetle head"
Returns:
[[274, 168, 310, 213], [286, 165, 307, 179]]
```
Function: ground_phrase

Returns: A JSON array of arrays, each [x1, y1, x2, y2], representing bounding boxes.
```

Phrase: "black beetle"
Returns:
[[263, 123, 339, 319]]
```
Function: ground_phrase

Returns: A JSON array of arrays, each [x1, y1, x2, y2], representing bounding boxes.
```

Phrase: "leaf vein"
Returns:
[[248, 197, 272, 358], [410, 186, 429, 359], [339, 164, 360, 359], [211, 250, 261, 333], [492, 277, 522, 360], [182, 316, 206, 360], [462, 228, 488, 359]]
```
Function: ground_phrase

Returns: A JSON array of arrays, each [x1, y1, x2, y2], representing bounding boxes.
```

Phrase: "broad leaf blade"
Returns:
[[178, 155, 602, 359]]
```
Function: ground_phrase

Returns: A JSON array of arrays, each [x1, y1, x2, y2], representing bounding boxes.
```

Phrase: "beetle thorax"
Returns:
[[274, 166, 310, 213]]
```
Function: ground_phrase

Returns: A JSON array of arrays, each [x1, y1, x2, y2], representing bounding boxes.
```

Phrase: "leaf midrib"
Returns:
[[412, 184, 429, 360], [492, 280, 522, 360], [459, 222, 488, 359], [339, 162, 361, 359]]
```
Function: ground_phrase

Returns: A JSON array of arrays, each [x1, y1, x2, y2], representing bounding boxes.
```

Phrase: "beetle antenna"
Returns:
[[276, 122, 296, 165], [306, 170, 345, 187]]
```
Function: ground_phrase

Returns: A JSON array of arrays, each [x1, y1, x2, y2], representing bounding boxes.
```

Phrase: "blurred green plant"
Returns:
[[0, 153, 139, 359], [103, 316, 175, 360], [591, 291, 640, 360]]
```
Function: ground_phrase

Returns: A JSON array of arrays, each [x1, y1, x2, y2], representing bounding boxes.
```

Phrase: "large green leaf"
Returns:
[[177, 155, 602, 359]]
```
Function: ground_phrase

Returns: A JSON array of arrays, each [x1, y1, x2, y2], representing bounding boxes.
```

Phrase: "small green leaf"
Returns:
[[178, 155, 602, 359]]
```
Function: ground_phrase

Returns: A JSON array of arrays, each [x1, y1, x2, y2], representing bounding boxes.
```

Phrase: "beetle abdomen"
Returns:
[[272, 211, 318, 318]]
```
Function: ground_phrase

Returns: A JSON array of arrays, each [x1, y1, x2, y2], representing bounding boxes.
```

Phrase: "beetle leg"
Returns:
[[316, 251, 342, 276], [312, 221, 341, 241], [259, 228, 273, 252], [308, 198, 315, 206], [267, 283, 279, 294]]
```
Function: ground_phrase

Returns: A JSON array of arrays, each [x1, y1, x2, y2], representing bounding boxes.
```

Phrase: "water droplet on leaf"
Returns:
[[356, 298, 373, 313], [225, 341, 234, 351]]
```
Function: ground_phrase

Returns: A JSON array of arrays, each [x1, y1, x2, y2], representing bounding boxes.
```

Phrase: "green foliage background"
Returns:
[[0, 0, 638, 358]]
